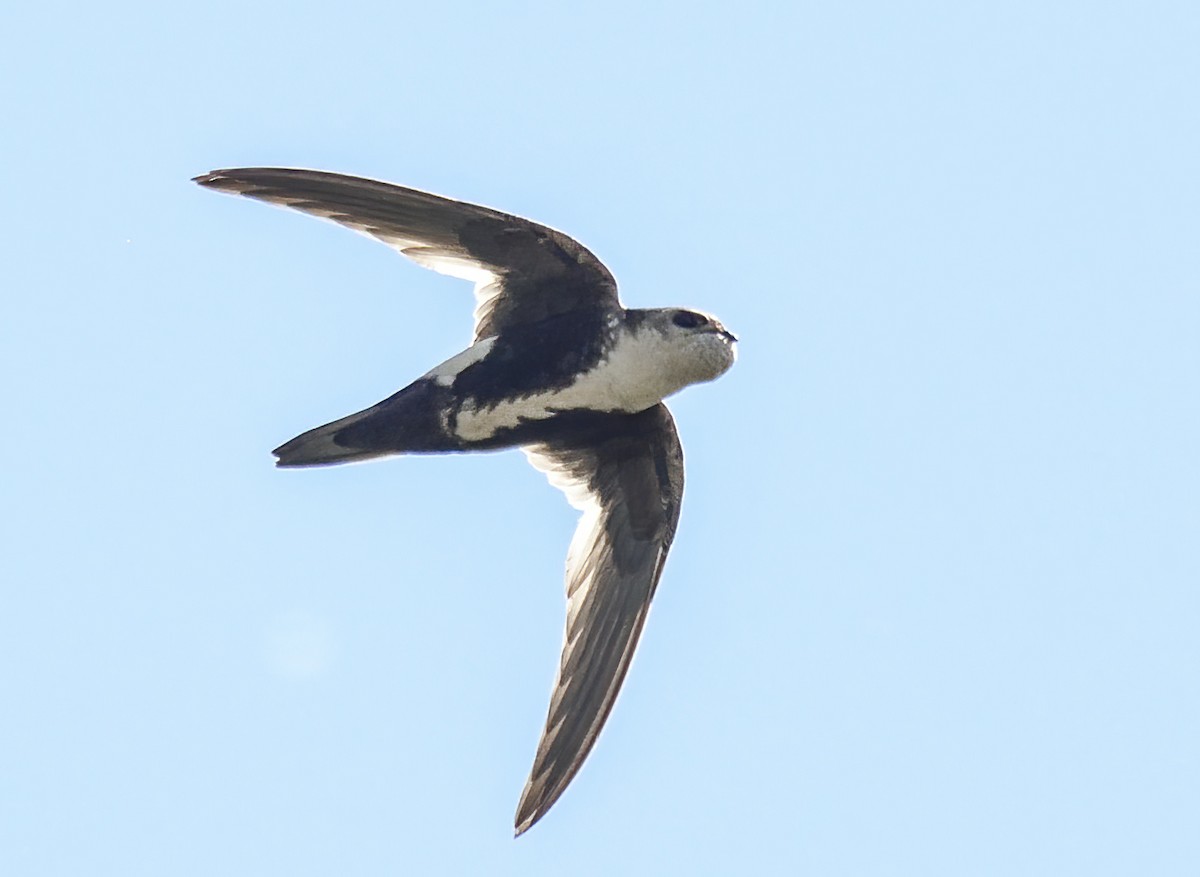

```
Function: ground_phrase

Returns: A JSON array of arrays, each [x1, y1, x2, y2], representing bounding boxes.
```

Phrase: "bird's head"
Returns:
[[636, 307, 738, 388]]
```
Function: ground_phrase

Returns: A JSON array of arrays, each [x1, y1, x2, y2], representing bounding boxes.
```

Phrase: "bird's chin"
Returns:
[[690, 333, 737, 382]]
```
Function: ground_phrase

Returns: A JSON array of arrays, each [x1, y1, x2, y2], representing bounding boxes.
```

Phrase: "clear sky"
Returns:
[[3, 2, 1198, 874]]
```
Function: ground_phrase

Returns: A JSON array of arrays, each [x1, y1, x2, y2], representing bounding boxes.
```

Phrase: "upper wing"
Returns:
[[516, 404, 685, 835], [193, 168, 619, 341]]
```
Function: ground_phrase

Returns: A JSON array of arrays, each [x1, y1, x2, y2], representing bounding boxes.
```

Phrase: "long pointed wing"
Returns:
[[516, 404, 685, 835], [193, 168, 619, 341]]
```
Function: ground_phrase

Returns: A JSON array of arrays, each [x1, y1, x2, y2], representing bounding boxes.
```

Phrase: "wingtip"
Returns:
[[193, 169, 241, 189], [513, 780, 548, 838], [513, 812, 538, 838]]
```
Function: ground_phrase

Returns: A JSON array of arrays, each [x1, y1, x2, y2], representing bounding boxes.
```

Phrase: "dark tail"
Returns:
[[273, 408, 393, 467], [272, 379, 458, 467]]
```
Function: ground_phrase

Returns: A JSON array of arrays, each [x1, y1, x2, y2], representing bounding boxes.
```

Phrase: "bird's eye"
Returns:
[[672, 311, 707, 329]]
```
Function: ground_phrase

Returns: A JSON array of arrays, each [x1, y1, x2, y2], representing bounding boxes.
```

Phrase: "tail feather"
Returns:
[[272, 408, 392, 467], [271, 378, 459, 467]]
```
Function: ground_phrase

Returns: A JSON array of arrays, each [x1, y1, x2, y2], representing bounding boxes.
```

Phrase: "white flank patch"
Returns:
[[453, 327, 689, 443], [422, 336, 498, 386]]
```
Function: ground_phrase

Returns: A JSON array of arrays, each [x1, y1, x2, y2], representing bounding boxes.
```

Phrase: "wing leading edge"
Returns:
[[193, 168, 619, 341]]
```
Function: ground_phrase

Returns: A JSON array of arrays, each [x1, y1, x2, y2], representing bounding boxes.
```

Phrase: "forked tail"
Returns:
[[272, 379, 459, 467]]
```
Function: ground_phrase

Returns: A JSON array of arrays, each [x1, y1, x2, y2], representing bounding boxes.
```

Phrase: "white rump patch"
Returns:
[[423, 337, 498, 386]]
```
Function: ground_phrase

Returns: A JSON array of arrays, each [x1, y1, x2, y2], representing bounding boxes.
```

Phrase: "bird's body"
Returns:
[[194, 168, 736, 834], [277, 306, 734, 463]]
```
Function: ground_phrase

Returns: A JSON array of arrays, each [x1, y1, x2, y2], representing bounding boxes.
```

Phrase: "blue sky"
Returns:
[[3, 2, 1199, 874]]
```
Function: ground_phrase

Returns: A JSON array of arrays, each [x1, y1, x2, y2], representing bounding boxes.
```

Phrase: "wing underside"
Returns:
[[193, 167, 619, 340], [515, 403, 685, 835]]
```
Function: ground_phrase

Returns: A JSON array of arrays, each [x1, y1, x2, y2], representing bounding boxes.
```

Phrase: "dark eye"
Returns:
[[672, 310, 707, 329]]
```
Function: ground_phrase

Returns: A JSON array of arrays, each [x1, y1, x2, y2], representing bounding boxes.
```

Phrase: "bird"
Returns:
[[193, 168, 737, 835]]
